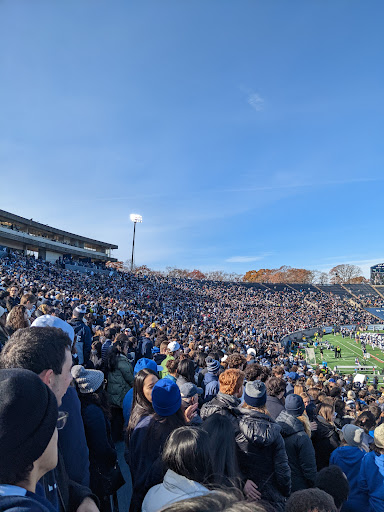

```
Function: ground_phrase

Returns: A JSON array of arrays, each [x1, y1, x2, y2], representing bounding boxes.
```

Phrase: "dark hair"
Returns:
[[227, 354, 246, 370], [106, 338, 126, 372], [315, 465, 350, 509], [354, 410, 376, 433], [177, 359, 195, 383], [202, 414, 242, 488], [244, 363, 264, 382], [126, 368, 157, 439], [0, 463, 34, 487], [162, 426, 213, 484], [0, 327, 71, 375], [194, 353, 206, 368], [166, 358, 179, 374], [266, 377, 286, 397], [77, 387, 111, 419], [160, 489, 273, 512], [285, 488, 337, 512]]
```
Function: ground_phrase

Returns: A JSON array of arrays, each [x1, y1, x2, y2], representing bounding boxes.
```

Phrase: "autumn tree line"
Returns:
[[105, 261, 369, 285]]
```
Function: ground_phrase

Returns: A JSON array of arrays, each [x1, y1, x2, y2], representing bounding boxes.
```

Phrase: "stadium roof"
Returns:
[[0, 209, 118, 249]]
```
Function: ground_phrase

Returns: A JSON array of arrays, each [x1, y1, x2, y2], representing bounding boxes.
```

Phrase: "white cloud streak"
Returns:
[[247, 92, 264, 111], [226, 254, 270, 263]]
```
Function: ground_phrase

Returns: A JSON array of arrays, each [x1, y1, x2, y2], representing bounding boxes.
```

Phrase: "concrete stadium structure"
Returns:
[[0, 209, 118, 263]]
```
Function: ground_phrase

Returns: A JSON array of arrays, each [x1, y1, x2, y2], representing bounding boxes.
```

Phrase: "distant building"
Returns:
[[0, 209, 117, 264], [370, 263, 384, 285]]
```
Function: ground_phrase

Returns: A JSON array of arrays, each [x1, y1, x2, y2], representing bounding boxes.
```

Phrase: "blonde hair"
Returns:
[[297, 413, 311, 437], [241, 403, 271, 417]]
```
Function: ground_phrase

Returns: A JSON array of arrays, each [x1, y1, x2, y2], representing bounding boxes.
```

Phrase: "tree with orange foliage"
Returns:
[[188, 269, 206, 280]]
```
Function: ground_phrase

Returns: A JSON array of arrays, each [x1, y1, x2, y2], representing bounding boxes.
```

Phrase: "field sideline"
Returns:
[[308, 334, 384, 377]]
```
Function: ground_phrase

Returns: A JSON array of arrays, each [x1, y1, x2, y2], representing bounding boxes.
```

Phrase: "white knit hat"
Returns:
[[71, 365, 104, 394]]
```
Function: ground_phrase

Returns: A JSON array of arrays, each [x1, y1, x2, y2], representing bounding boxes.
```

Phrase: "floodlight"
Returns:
[[129, 214, 143, 271]]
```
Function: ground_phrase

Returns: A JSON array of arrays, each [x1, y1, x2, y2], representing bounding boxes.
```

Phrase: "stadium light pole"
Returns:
[[129, 214, 142, 272]]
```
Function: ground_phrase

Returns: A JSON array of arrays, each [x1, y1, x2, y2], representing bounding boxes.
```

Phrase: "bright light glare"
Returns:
[[130, 214, 142, 223]]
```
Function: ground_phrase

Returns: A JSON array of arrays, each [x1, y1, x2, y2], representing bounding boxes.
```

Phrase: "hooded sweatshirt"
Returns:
[[330, 445, 368, 511], [0, 485, 57, 512], [359, 451, 384, 512], [142, 469, 210, 512]]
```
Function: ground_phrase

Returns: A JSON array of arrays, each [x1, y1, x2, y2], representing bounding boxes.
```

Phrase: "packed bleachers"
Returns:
[[1, 254, 384, 512]]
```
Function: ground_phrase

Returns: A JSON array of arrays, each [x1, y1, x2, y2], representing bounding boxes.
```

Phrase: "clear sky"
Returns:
[[0, 0, 383, 277]]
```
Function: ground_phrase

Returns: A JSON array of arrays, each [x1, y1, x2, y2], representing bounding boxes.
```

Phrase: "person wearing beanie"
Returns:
[[330, 424, 368, 511], [0, 326, 98, 511], [122, 358, 162, 426], [126, 379, 194, 512], [359, 423, 384, 512], [68, 304, 92, 365], [236, 380, 291, 509], [0, 368, 58, 512], [276, 395, 317, 492], [202, 358, 221, 403], [200, 369, 244, 429], [72, 365, 122, 510]]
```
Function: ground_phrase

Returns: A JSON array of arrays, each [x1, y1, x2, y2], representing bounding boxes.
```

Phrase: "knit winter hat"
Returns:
[[342, 424, 364, 447], [152, 379, 181, 417], [244, 380, 267, 407], [0, 368, 58, 477], [374, 423, 384, 449], [73, 304, 87, 317], [207, 359, 220, 374], [285, 394, 305, 417], [71, 365, 104, 394]]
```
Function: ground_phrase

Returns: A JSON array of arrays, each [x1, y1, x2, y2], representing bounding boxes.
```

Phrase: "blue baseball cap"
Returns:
[[152, 379, 181, 417], [134, 358, 162, 375]]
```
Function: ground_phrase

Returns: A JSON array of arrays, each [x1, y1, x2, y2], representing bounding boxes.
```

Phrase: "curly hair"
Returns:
[[244, 363, 264, 382], [6, 305, 29, 332], [266, 377, 286, 397], [226, 353, 247, 370], [219, 369, 244, 395]]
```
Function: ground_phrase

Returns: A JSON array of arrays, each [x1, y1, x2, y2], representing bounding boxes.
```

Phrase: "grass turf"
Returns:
[[307, 334, 384, 377]]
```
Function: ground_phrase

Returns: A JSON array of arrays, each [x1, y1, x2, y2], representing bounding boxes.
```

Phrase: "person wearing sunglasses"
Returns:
[[0, 368, 59, 512]]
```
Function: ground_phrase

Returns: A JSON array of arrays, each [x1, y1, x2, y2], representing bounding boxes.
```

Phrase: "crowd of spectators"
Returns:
[[0, 253, 384, 512]]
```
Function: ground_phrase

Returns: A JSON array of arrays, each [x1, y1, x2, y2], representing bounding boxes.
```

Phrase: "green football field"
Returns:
[[308, 334, 384, 378]]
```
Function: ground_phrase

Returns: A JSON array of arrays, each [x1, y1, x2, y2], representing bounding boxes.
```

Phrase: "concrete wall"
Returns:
[[46, 250, 62, 263]]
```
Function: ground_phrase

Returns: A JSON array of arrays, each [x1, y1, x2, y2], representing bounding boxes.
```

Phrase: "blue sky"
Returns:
[[0, 0, 383, 277]]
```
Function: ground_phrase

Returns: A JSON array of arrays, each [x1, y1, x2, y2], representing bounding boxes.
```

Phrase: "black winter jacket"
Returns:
[[236, 408, 291, 505], [276, 410, 317, 492], [200, 392, 241, 429], [266, 395, 285, 420], [311, 415, 340, 470]]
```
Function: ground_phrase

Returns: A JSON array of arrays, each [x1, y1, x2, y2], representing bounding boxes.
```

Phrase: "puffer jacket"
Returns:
[[276, 410, 317, 492], [142, 469, 210, 512], [200, 392, 240, 432], [107, 354, 134, 408], [236, 407, 291, 508], [311, 415, 340, 470]]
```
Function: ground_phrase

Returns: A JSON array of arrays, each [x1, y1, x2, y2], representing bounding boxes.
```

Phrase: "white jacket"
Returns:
[[142, 469, 210, 512]]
